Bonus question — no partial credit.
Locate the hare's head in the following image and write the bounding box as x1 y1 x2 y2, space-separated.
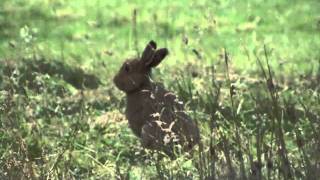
113 40 168 93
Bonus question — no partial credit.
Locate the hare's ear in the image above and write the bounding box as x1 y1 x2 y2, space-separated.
141 41 157 63
149 40 157 49
145 48 169 68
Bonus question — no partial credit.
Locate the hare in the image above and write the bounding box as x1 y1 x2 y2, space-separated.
113 40 200 155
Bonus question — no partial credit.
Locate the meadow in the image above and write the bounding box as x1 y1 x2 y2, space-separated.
1 0 320 179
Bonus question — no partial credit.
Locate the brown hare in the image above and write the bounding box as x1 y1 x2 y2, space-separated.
113 40 200 156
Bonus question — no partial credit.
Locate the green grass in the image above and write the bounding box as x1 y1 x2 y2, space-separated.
1 0 320 179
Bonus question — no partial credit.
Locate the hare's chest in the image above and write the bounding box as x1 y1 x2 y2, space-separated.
125 107 145 136
125 95 156 136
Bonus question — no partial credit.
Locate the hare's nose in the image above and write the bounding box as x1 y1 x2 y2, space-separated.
113 75 117 83
113 75 119 85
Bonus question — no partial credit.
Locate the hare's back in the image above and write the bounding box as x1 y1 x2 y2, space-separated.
152 83 184 111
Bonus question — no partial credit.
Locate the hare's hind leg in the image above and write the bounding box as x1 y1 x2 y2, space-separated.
141 121 163 150
141 121 176 158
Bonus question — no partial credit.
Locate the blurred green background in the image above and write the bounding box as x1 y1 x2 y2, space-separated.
1 0 319 74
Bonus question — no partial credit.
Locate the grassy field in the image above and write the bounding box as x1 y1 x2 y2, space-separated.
1 0 320 179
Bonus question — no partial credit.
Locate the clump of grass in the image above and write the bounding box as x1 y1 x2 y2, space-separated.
155 45 320 179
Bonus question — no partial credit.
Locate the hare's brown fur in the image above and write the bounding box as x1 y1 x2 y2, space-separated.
113 40 200 154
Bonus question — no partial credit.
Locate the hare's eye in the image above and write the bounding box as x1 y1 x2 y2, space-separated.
124 63 130 72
